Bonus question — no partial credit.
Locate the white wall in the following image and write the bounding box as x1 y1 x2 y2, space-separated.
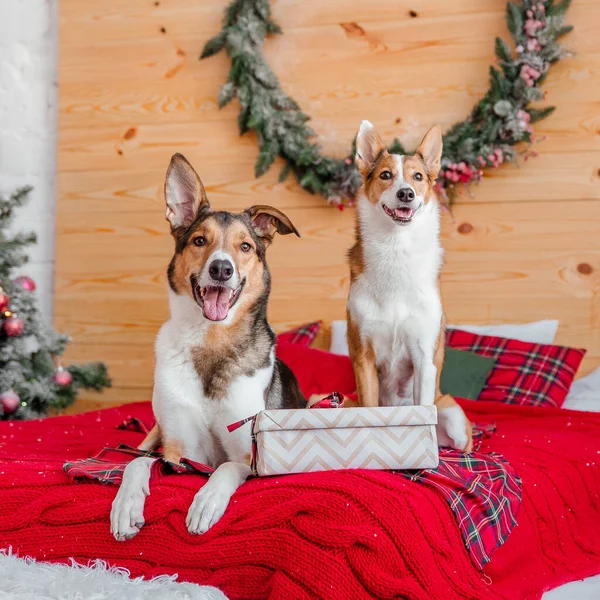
0 0 58 320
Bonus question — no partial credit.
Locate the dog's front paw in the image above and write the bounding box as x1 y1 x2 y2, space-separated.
110 486 147 541
186 484 230 535
437 403 472 452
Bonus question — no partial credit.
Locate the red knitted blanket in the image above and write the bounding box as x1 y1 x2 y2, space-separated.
0 400 598 600
63 414 520 571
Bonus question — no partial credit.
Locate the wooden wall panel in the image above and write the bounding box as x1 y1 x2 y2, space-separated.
57 0 600 409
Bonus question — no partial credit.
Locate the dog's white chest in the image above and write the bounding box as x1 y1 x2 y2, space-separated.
152 295 270 466
350 262 440 364
348 201 444 369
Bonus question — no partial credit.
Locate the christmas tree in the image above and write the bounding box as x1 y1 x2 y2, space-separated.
0 187 110 419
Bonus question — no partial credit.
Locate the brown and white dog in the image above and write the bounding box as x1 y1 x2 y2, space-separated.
346 121 473 452
110 154 305 540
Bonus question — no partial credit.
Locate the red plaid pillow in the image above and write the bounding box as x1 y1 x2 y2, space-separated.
276 321 322 346
446 329 585 408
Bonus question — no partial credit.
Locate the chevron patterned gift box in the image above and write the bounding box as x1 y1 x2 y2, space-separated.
251 405 439 475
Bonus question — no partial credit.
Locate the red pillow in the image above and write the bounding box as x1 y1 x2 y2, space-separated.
276 321 322 347
446 329 585 408
275 343 356 399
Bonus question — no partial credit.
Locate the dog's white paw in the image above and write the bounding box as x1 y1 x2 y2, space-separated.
110 486 147 541
110 457 152 541
186 484 231 535
437 405 469 451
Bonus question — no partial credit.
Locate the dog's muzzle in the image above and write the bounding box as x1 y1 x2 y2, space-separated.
382 203 417 224
396 186 415 203
191 271 245 322
208 258 234 282
382 186 419 224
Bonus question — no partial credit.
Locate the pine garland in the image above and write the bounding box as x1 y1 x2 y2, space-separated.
201 0 573 205
0 188 111 419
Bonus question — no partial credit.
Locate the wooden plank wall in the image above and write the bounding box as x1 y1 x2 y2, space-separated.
56 0 600 410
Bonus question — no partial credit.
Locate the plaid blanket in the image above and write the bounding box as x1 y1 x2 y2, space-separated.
64 444 215 485
402 444 520 569
64 401 521 570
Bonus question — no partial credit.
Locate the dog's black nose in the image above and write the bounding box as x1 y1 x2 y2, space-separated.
208 259 234 282
397 187 415 203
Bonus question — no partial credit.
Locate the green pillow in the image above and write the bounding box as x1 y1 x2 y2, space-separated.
440 347 496 400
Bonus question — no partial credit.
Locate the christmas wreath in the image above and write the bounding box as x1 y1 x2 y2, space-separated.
201 0 573 205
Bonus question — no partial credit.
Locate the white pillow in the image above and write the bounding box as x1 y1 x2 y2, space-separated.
447 320 559 345
329 319 559 356
329 320 351 356
562 368 600 413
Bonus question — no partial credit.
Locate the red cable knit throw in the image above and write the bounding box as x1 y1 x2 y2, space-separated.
0 400 599 600
63 408 521 571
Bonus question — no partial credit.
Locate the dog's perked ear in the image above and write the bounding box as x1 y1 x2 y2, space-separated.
416 125 443 180
246 205 300 244
164 153 209 231
355 120 386 177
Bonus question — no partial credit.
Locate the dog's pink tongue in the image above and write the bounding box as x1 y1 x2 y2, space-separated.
203 288 230 321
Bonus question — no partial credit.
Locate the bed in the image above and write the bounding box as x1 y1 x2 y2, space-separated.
0 395 598 600
1 321 599 599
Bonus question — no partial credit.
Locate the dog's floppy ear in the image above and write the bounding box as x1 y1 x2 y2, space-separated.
164 153 209 231
416 125 443 180
246 205 300 244
355 120 386 177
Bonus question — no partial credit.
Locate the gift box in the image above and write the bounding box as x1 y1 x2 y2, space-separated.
251 405 439 476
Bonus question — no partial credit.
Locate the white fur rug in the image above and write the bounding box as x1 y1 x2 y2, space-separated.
0 550 228 599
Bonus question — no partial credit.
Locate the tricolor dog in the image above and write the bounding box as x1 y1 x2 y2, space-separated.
110 154 305 540
346 121 473 452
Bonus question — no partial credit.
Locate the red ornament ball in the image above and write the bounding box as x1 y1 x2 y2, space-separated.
13 275 36 292
3 316 24 337
54 368 73 387
0 291 9 312
0 390 20 414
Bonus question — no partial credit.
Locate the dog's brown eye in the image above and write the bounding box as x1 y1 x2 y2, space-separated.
379 171 392 180
414 172 423 181
240 242 252 253
193 236 206 247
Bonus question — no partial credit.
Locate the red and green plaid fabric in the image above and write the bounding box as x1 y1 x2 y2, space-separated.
64 444 214 486
471 422 496 446
400 435 521 570
276 320 322 346
446 328 585 408
116 417 151 434
63 402 520 570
